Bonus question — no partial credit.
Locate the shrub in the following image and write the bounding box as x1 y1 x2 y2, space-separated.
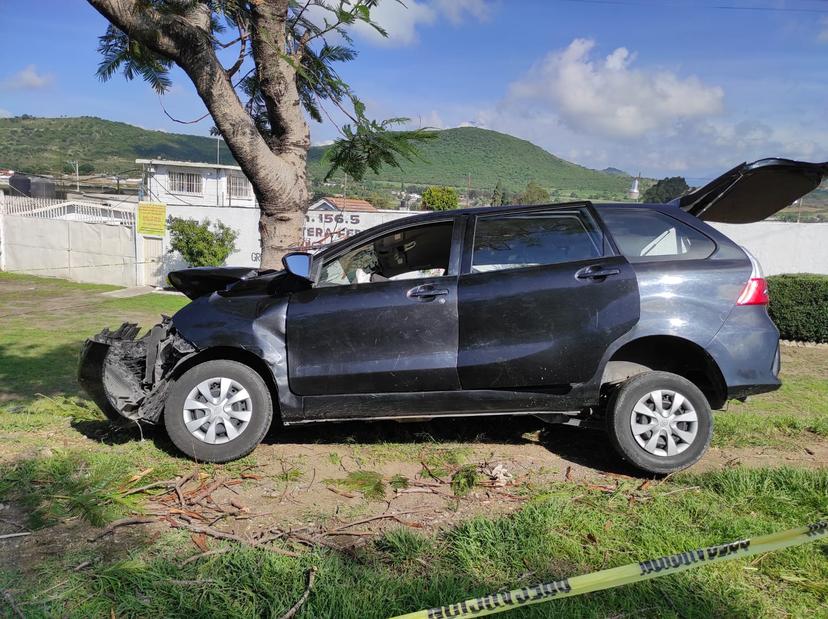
421 185 459 211
767 274 828 343
168 217 238 267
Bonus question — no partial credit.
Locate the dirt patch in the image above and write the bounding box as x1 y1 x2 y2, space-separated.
4 422 826 580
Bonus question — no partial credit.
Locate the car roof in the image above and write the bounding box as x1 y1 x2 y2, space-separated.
367 200 661 223
359 200 669 225
315 200 673 258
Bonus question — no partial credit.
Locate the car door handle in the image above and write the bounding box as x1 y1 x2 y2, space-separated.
575 266 621 280
407 284 450 300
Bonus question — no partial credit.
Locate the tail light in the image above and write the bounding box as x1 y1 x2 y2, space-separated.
737 277 769 305
737 248 769 306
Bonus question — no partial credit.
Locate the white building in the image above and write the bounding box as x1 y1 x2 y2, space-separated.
136 159 262 282
138 158 257 208
135 160 417 283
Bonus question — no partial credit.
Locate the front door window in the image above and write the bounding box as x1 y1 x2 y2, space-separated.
318 222 453 286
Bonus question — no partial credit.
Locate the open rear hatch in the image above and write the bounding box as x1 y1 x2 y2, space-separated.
673 158 828 223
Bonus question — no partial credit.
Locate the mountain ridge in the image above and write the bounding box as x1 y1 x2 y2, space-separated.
0 115 632 198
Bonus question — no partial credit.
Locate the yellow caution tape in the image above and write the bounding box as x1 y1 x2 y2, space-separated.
389 520 827 619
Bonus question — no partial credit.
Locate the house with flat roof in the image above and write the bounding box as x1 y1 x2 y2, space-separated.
136 158 256 208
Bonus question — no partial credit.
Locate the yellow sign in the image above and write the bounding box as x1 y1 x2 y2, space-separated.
137 202 167 236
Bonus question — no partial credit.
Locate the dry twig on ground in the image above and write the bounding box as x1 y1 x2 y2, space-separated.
278 567 317 619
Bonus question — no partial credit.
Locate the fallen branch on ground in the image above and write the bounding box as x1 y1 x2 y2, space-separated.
120 479 178 496
87 517 155 542
278 567 317 619
167 520 300 557
0 532 31 540
180 547 232 566
327 509 431 533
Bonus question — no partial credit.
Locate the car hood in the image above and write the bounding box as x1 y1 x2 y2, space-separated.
671 158 828 223
168 266 268 299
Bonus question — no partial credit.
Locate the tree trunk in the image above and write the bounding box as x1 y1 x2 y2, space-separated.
88 0 311 270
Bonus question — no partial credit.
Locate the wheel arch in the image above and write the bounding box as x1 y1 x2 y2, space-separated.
170 347 281 419
600 335 727 409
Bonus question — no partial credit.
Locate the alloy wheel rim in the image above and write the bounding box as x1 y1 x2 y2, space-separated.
629 389 698 457
182 377 253 444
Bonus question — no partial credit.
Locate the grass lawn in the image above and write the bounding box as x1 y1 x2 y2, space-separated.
0 273 825 618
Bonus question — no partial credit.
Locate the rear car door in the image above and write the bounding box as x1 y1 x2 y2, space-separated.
458 204 639 389
287 219 463 396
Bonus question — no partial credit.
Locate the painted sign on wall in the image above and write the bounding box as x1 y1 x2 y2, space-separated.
301 208 416 249
137 201 167 237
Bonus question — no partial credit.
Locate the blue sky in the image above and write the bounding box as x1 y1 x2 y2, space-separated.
1 0 828 179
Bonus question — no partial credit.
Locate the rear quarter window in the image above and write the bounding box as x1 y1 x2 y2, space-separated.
599 209 715 262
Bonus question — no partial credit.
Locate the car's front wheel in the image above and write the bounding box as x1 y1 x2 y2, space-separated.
164 360 273 463
606 371 713 475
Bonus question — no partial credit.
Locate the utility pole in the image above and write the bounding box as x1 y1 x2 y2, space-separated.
67 160 80 192
216 134 220 165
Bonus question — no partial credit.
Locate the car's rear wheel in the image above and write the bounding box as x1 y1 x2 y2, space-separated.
606 371 712 475
164 360 272 463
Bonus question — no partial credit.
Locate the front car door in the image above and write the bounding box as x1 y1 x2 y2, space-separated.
458 204 639 390
287 218 463 396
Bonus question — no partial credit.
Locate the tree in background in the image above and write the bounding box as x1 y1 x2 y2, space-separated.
491 180 504 207
642 176 690 203
89 0 434 268
516 181 550 205
168 217 239 267
367 191 392 210
422 186 459 211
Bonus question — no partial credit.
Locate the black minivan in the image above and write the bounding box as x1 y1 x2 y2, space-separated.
79 158 827 474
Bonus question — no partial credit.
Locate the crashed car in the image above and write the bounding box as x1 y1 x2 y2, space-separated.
79 158 827 474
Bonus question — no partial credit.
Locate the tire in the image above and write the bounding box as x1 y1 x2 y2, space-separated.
164 360 273 463
605 371 712 475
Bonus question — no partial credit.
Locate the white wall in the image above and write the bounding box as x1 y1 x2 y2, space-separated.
3 216 137 286
164 203 262 270
710 222 828 275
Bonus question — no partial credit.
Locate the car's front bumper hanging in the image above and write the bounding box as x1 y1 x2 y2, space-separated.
78 319 197 424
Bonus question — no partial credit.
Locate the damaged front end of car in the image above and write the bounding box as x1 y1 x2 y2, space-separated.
78 318 198 425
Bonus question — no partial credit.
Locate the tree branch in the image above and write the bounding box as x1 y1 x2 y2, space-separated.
88 0 180 59
249 0 310 153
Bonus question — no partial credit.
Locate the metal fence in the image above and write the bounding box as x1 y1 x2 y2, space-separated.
0 195 136 226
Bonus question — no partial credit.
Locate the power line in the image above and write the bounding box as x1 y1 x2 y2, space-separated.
558 0 828 13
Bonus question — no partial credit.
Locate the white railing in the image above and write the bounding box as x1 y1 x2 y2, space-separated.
0 195 136 226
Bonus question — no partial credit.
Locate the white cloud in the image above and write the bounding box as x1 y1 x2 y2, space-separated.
818 17 828 43
460 39 827 177
348 0 493 46
1 64 54 91
433 0 492 24
506 38 724 139
0 108 11 118
410 110 445 129
351 0 436 46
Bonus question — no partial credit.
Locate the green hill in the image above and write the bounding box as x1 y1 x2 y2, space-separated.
309 126 631 197
0 115 234 175
0 116 632 199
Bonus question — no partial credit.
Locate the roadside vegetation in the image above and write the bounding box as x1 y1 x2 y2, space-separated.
0 273 826 618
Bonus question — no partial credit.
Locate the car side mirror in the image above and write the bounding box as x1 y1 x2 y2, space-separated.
282 252 313 281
